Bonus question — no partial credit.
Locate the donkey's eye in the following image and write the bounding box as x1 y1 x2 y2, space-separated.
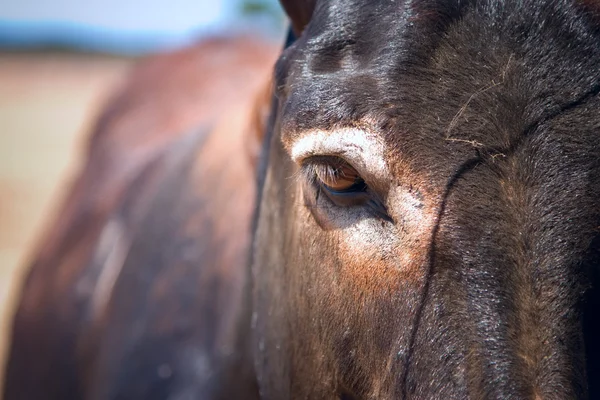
301 156 391 222
305 157 367 195
313 159 367 193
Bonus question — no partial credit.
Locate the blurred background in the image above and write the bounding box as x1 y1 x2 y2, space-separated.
0 0 285 388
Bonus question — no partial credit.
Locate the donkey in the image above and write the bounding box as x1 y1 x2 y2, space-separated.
3 36 276 399
252 0 600 398
4 0 600 399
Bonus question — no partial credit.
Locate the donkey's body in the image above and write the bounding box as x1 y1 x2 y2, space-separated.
4 37 275 399
4 1 600 399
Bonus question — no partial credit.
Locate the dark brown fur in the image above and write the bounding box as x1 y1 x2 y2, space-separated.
252 0 600 398
5 1 600 399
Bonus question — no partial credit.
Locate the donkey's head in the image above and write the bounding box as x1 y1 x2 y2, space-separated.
252 1 600 398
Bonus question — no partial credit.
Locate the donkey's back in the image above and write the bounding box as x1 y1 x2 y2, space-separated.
3 36 276 400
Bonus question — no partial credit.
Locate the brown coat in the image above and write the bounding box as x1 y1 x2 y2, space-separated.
4 36 277 400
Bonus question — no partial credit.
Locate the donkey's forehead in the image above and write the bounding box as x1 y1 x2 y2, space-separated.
278 0 600 167
277 0 480 181
277 0 470 142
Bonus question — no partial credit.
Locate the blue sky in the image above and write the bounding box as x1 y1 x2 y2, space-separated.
0 0 285 53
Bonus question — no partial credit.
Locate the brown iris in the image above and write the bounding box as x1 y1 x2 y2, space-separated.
302 156 391 219
314 159 364 192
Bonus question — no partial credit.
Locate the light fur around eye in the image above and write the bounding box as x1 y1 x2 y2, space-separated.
287 128 389 182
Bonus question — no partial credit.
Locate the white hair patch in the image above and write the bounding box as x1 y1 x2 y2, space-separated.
289 128 389 179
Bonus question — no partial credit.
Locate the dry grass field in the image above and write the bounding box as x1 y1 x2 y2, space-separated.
0 51 131 389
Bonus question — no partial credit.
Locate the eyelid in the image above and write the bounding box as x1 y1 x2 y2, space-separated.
302 156 369 200
299 158 354 189
301 155 358 173
288 128 390 184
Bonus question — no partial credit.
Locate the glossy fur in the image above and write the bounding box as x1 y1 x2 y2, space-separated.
253 0 600 398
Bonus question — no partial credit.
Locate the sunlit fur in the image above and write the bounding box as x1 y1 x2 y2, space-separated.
4 2 600 399
253 0 600 398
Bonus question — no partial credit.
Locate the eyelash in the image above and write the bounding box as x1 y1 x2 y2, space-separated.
300 156 392 221
303 159 367 194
